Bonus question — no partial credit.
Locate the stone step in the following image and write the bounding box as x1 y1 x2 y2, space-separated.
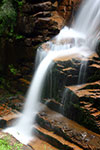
0 101 100 150
36 103 100 150
65 82 100 130
43 97 100 134
0 104 19 119
33 125 83 150
33 128 73 150
29 137 58 150
0 102 21 128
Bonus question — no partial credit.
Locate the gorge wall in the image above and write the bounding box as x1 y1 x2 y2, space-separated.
0 0 81 73
0 1 100 148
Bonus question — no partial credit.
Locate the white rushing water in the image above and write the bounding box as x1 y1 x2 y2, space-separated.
4 0 100 144
78 60 88 84
73 0 100 49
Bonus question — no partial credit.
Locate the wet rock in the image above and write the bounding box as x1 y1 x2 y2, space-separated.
33 11 51 18
34 18 57 30
36 107 100 150
22 1 52 13
96 41 100 56
57 0 81 24
45 99 62 113
17 0 65 37
0 118 7 128
42 57 81 101
25 0 52 4
67 82 100 133
40 52 100 133
34 128 73 150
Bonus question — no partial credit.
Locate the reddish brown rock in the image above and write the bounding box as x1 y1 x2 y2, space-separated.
36 104 100 150
58 0 81 25
0 0 81 73
22 1 52 13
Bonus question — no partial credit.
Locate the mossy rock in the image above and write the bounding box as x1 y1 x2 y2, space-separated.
0 132 32 150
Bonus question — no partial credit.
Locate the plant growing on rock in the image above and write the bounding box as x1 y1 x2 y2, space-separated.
15 0 24 7
8 64 20 75
0 0 17 36
0 135 23 150
0 0 24 37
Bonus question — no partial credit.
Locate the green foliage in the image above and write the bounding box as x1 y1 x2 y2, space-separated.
0 77 6 86
0 0 24 37
0 138 12 150
15 0 24 7
15 34 24 40
0 0 17 36
0 77 10 89
7 32 25 39
13 143 23 150
0 136 23 150
8 64 19 75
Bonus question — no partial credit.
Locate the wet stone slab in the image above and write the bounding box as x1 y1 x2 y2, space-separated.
36 104 100 150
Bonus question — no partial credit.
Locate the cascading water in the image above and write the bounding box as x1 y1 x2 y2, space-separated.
78 60 87 85
4 0 100 145
73 0 100 49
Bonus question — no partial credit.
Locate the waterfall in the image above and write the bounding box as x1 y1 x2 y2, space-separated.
4 0 100 144
73 0 100 50
78 60 87 85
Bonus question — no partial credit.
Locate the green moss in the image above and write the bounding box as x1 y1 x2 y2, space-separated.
0 135 23 150
0 77 10 89
15 35 24 40
15 0 24 8
0 0 17 36
0 0 24 38
8 64 20 75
